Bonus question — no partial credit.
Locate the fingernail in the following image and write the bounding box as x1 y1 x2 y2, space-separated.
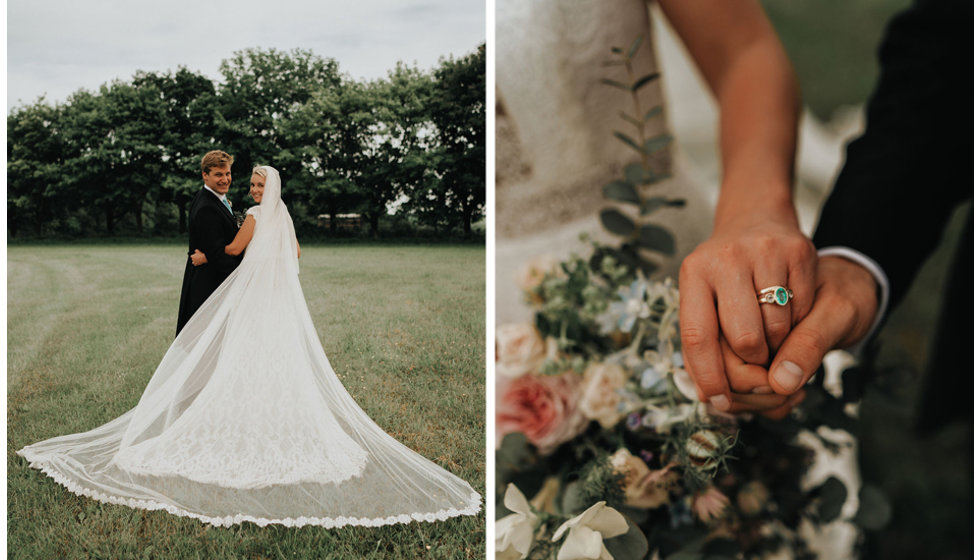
709 394 731 411
773 361 804 392
752 386 774 395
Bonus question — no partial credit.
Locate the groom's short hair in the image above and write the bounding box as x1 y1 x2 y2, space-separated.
201 150 234 175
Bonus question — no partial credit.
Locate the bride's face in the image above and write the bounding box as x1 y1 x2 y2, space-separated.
250 174 266 203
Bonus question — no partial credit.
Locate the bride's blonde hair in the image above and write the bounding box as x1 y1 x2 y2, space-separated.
252 166 268 178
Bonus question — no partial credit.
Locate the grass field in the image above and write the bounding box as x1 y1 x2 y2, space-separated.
7 243 486 560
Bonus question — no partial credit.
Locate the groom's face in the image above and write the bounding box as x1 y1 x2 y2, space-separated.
203 165 232 195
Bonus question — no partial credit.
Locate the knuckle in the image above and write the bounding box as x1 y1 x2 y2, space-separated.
678 256 700 280
729 330 766 356
766 318 791 340
787 236 816 261
680 325 713 352
791 325 827 357
758 236 779 254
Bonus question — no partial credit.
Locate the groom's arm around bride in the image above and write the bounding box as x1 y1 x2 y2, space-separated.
176 150 243 335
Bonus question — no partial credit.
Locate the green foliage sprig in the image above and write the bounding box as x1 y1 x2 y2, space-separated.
598 35 686 275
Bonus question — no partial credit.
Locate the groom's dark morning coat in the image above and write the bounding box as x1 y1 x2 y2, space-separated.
811 0 971 431
176 188 242 335
812 2 970 554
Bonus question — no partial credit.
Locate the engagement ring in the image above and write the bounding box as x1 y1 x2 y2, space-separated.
758 286 793 306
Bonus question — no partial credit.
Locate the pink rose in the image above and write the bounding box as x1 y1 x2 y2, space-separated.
496 323 547 379
579 362 628 428
497 372 588 455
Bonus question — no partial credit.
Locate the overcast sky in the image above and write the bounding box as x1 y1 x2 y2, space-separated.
7 0 485 112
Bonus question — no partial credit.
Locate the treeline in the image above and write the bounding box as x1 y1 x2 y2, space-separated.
7 45 485 240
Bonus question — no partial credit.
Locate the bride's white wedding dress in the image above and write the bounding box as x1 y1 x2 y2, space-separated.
17 167 481 528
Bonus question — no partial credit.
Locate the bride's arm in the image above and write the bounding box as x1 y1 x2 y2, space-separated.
660 0 812 414
224 215 256 256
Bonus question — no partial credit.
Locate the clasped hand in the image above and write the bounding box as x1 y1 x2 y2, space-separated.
679 222 879 419
190 250 207 267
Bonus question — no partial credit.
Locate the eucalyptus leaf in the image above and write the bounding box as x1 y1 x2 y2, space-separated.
613 132 644 155
854 485 892 530
631 72 660 92
641 197 686 215
618 111 642 128
600 208 636 236
604 517 649 560
637 224 676 255
643 134 673 154
643 106 664 121
560 480 588 515
627 35 644 60
601 78 631 91
624 163 645 186
603 181 641 204
643 172 674 185
497 432 533 469
816 476 848 522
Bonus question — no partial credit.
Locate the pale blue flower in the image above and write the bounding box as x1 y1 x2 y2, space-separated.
640 367 663 389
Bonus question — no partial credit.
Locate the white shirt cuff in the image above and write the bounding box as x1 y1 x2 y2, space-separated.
817 246 890 354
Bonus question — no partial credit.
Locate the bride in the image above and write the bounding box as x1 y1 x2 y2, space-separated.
17 166 481 528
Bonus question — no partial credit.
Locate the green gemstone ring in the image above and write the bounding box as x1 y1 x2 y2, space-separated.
758 286 793 306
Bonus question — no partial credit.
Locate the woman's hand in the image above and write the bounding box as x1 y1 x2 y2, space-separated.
190 250 208 267
679 205 816 411
660 0 807 412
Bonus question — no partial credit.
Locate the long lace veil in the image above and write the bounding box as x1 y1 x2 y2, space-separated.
18 166 481 527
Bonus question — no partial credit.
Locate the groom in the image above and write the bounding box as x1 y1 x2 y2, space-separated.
176 150 243 335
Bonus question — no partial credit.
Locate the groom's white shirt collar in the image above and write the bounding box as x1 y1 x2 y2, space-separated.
203 184 227 201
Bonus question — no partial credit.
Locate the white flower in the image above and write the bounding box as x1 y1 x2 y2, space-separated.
641 403 696 433
496 323 547 379
496 484 539 560
551 501 629 560
671 367 700 402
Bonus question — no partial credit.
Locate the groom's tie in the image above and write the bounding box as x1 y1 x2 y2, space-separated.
221 197 233 214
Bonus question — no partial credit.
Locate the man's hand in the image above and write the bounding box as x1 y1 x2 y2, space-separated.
190 249 208 267
766 256 879 394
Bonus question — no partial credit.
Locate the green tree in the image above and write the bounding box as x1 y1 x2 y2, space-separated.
7 99 65 237
413 44 485 236
132 68 219 233
214 48 343 208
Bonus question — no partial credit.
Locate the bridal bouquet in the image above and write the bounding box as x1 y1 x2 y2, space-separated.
495 240 888 560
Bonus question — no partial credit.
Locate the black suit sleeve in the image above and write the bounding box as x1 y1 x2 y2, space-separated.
812 0 972 315
196 205 239 273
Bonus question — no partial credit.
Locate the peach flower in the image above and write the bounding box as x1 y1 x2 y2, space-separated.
517 257 561 304
497 372 588 455
579 363 628 428
691 485 731 523
497 323 547 379
609 449 680 509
